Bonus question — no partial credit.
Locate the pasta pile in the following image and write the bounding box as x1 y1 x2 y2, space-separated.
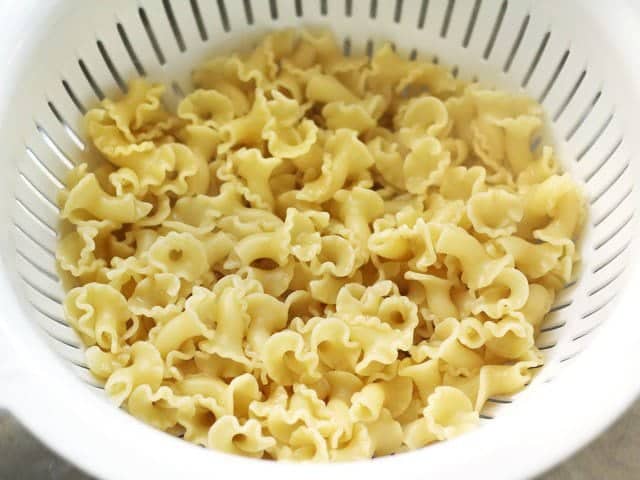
57 30 585 460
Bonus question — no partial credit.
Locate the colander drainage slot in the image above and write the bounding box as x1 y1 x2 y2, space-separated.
482 0 506 59
43 330 81 350
19 173 58 212
190 0 207 41
30 301 66 327
552 70 586 122
590 162 629 206
559 351 580 363
594 213 633 250
244 0 255 24
540 322 566 333
19 272 63 304
588 270 624 297
592 240 630 274
343 37 351 56
549 300 572 313
394 0 403 23
584 139 623 185
25 147 64 187
538 49 569 103
117 23 146 76
36 124 75 169
321 0 328 16
417 0 429 29
172 81 185 98
216 0 231 32
487 397 512 404
572 323 603 342
503 13 529 73
139 7 166 64
163 0 186 53
576 113 614 162
345 0 353 17
269 0 278 20
47 101 85 151
13 222 55 256
15 198 57 236
16 249 58 282
78 59 105 100
593 188 633 228
521 31 550 88
440 0 455 38
565 91 601 141
581 295 616 319
62 79 86 114
97 40 126 93
462 0 481 48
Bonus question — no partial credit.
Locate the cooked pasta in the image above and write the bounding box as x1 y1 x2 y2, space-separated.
57 29 586 461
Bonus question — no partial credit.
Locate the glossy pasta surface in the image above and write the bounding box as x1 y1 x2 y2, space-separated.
57 30 585 460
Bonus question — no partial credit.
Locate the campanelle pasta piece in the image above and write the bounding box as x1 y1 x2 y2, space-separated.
127 384 191 431
440 165 487 200
411 318 484 371
84 80 174 157
297 129 374 202
495 236 563 279
484 314 535 360
104 341 164 406
471 267 530 319
262 330 321 385
519 284 555 329
128 272 183 318
467 189 523 237
178 89 235 128
474 361 539 411
245 292 288 355
404 271 458 320
57 220 113 278
148 231 208 281
424 386 479 439
64 283 130 352
331 187 384 251
151 310 208 357
395 96 451 147
85 345 130 379
403 136 451 194
436 224 513 289
366 409 404 456
62 174 152 224
208 416 276 458
322 96 385 133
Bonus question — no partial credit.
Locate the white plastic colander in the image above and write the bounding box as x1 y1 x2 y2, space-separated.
0 0 639 478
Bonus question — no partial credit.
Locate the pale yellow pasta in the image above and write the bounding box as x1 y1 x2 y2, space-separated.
58 29 585 461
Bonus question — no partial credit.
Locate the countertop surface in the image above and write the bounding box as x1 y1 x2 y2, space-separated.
2 399 640 479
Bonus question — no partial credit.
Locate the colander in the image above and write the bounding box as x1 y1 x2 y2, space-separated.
1 0 639 478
